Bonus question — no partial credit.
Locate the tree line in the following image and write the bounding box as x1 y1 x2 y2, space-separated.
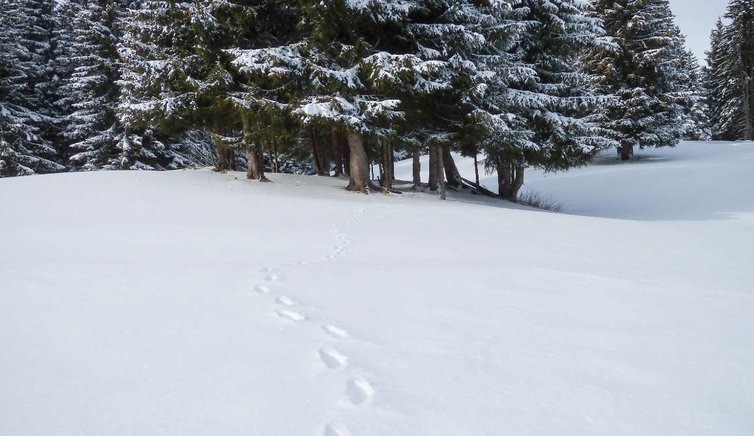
0 0 733 201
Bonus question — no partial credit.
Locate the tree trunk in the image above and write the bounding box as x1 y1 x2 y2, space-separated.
498 162 524 201
214 121 235 172
619 143 633 161
437 145 446 200
428 146 439 191
442 146 463 188
246 148 270 181
310 127 329 176
269 141 280 173
241 114 269 182
381 141 394 191
216 141 234 172
412 150 421 188
346 132 368 193
473 153 480 186
331 127 348 177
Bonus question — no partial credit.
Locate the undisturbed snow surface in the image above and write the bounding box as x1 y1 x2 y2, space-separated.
1 142 753 435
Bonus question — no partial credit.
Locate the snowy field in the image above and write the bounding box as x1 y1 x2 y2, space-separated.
1 141 753 435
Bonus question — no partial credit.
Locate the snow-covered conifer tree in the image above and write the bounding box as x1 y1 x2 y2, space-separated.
63 0 122 170
488 0 614 200
0 0 64 176
722 0 754 140
586 0 689 160
117 0 203 170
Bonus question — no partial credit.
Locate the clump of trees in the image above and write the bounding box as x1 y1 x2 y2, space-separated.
0 0 710 202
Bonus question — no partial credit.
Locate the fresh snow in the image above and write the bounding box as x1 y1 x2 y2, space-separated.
1 142 753 435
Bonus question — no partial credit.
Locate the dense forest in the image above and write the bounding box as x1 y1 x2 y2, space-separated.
0 0 751 201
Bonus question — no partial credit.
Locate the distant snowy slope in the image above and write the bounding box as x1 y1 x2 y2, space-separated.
395 141 754 220
1 142 753 435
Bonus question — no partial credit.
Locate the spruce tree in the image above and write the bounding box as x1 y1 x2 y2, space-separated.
704 19 743 140
0 0 64 176
488 0 613 200
724 0 754 140
679 49 711 140
587 0 689 160
50 0 84 159
64 0 122 170
117 0 201 170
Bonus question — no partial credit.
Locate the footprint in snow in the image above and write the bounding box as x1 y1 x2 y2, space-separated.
322 324 349 339
258 267 273 273
264 274 280 282
275 309 305 322
319 348 348 369
275 296 295 306
323 422 351 436
346 377 374 405
254 285 270 295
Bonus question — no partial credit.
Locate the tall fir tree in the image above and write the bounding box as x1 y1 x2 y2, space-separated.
487 0 614 199
724 0 754 140
0 0 64 176
64 0 122 170
587 0 689 160
117 0 203 170
706 19 736 140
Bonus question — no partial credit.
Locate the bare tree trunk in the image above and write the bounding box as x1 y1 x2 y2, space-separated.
331 127 347 177
437 145 446 200
428 146 439 191
310 128 329 176
442 146 463 188
497 162 524 201
474 153 480 186
214 121 235 172
381 141 394 191
216 141 234 172
246 148 270 181
241 114 270 182
412 150 421 188
269 141 280 173
346 132 369 193
512 166 524 201
619 142 633 161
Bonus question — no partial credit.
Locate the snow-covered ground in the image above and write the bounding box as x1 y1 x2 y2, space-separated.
1 141 753 435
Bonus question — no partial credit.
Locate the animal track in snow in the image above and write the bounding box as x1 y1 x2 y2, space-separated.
346 377 374 405
254 285 270 294
275 296 295 306
264 274 280 282
322 324 349 339
323 422 351 436
319 348 348 369
275 309 304 322
258 267 273 273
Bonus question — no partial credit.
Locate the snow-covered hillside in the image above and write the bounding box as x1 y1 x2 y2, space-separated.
1 142 753 435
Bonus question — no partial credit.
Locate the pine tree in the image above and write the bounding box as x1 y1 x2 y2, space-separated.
724 0 754 140
117 0 202 170
298 0 422 192
64 0 122 170
403 0 522 196
487 0 614 200
50 0 84 159
706 18 740 140
587 0 689 160
0 0 64 176
679 49 711 140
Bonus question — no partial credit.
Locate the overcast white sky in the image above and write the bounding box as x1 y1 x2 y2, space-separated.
668 0 729 63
